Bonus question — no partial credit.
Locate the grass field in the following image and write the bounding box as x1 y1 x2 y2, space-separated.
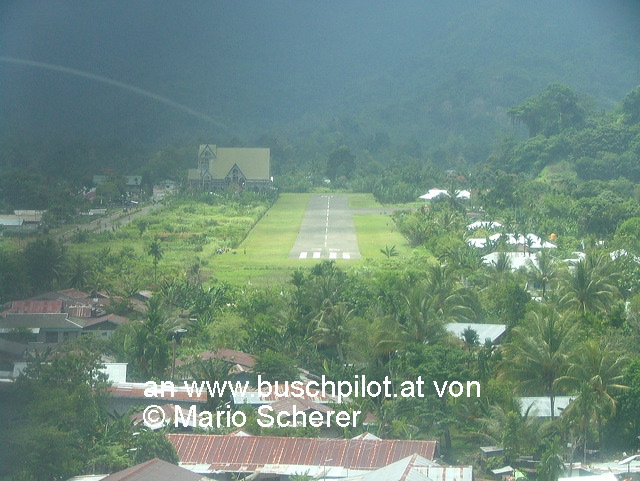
213 193 412 285
353 212 411 259
64 192 413 288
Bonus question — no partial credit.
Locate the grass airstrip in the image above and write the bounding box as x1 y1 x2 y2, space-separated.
65 192 412 287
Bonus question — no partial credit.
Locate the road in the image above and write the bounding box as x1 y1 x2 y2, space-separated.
57 202 162 245
289 194 361 260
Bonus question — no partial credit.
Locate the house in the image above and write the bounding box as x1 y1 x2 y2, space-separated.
446 322 507 345
177 348 256 384
419 188 471 200
342 453 473 481
0 338 27 378
482 251 537 271
519 396 574 418
167 432 439 479
3 300 63 314
83 313 129 339
0 216 24 231
0 313 86 344
187 144 272 193
105 382 207 416
13 210 44 223
65 457 209 481
153 180 178 200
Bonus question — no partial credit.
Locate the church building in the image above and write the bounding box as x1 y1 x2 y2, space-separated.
187 144 272 193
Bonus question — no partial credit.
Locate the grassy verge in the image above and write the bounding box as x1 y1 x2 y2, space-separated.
353 213 411 259
210 193 312 285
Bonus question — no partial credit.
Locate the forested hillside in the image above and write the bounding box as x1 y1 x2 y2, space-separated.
1 1 639 192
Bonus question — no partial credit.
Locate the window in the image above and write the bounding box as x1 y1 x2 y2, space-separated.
45 331 58 343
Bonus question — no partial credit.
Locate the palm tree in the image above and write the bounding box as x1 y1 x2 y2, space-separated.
125 296 172 379
187 357 234 412
313 301 354 363
559 337 629 459
380 244 399 258
559 253 618 316
400 284 447 345
147 239 164 282
499 308 577 419
426 264 477 322
526 249 557 299
478 403 544 462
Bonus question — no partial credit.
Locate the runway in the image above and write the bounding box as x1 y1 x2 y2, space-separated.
288 194 361 260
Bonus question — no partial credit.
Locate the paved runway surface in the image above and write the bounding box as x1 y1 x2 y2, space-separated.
289 194 361 260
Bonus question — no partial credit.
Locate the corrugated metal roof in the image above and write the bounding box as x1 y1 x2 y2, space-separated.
101 457 207 481
519 396 574 417
445 323 507 344
204 349 256 367
83 314 129 329
168 434 438 473
6 300 63 314
0 217 24 226
1 313 85 329
66 305 93 318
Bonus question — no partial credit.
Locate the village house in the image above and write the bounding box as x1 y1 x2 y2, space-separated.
82 313 129 339
187 144 272 193
167 432 442 480
445 322 507 345
0 313 86 344
177 348 256 385
105 382 208 416
65 457 209 481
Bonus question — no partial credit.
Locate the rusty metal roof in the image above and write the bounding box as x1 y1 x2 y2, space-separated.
101 457 207 481
204 348 256 367
67 305 93 318
168 434 438 473
5 300 63 314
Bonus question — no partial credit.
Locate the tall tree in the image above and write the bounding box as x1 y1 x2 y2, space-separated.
313 301 354 363
559 337 629 456
146 239 164 282
499 308 577 419
125 297 172 380
559 254 619 317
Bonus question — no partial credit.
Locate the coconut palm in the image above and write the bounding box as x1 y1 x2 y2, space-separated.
478 403 544 462
146 239 164 282
559 337 629 458
426 264 477 321
400 284 447 345
559 253 619 316
499 308 577 419
526 248 558 299
313 301 354 363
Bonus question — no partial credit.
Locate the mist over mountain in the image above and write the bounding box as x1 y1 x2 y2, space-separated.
1 1 639 164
